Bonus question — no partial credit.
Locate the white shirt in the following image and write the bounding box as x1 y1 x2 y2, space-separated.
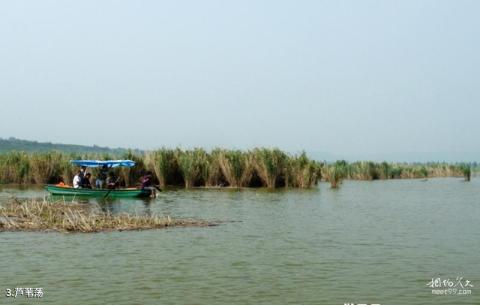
73 175 81 188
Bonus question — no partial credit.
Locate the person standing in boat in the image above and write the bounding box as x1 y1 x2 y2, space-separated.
95 164 108 189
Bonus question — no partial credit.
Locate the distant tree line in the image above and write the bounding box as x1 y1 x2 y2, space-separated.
0 137 138 154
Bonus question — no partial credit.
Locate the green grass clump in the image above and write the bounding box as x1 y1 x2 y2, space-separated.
459 163 471 181
323 160 347 188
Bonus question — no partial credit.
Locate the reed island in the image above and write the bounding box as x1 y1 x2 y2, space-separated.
0 198 214 233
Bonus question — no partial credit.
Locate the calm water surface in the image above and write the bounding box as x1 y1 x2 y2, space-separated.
0 178 479 305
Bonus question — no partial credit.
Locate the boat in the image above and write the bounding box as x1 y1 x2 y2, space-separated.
45 185 152 198
45 159 155 198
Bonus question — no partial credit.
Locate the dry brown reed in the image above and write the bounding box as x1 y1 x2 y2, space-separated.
0 199 212 233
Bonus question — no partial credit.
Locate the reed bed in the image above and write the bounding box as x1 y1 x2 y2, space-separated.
0 199 212 233
344 161 467 180
142 148 324 189
0 150 474 189
321 160 472 188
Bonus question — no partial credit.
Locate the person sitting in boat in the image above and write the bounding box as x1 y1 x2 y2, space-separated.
81 173 92 189
73 170 82 188
95 164 108 189
106 172 118 189
56 176 66 187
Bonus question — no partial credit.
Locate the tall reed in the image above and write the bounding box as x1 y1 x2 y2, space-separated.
118 150 146 187
29 152 70 184
205 149 224 187
217 149 253 187
176 148 209 188
286 152 322 188
252 148 287 188
460 163 471 181
0 151 31 184
344 161 464 180
145 149 177 188
323 161 347 188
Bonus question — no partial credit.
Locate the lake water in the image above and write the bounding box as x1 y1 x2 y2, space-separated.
0 178 478 305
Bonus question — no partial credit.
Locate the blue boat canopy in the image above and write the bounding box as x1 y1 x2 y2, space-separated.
70 160 136 168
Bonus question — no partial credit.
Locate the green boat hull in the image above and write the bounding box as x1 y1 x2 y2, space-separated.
45 185 152 198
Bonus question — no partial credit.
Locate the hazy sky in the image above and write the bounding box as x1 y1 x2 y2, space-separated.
0 0 478 161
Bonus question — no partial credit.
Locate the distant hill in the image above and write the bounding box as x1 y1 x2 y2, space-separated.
0 137 140 155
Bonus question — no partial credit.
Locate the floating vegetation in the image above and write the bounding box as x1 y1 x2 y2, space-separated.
0 150 474 189
0 199 213 233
